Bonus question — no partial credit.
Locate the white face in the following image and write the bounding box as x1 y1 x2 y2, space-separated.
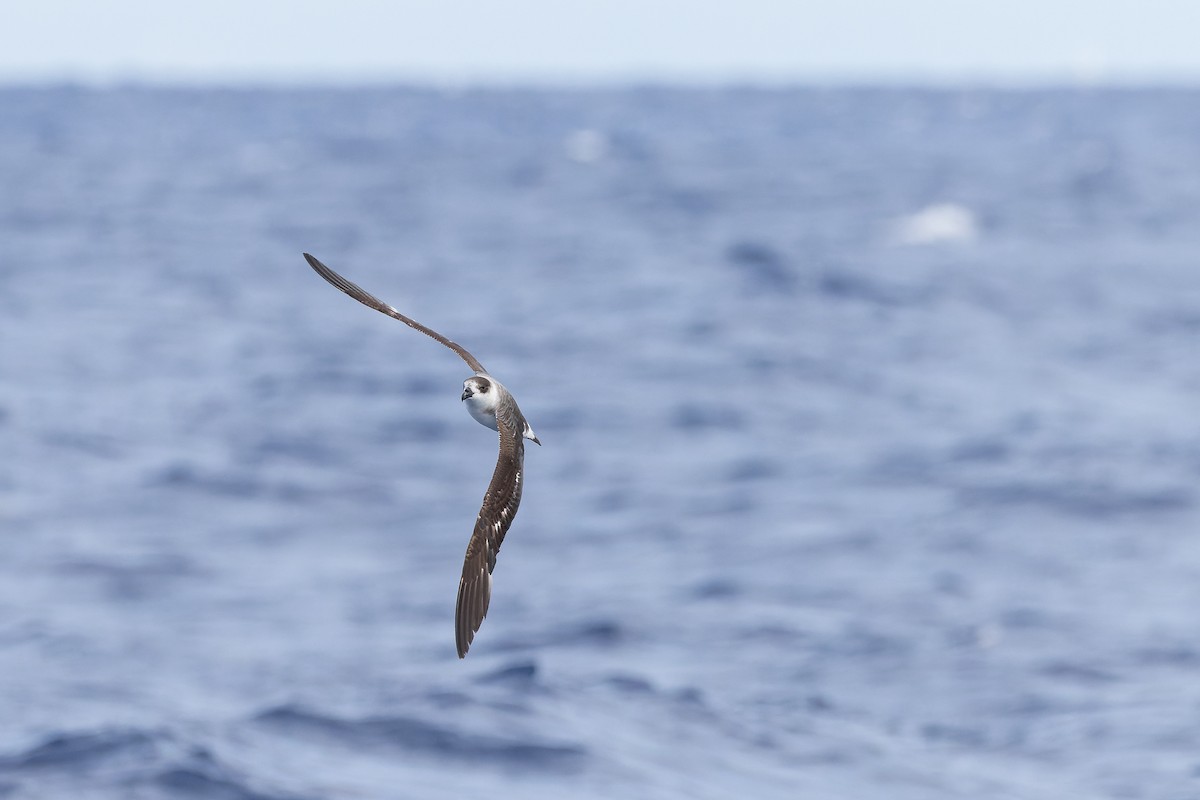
462 376 496 406
462 376 501 431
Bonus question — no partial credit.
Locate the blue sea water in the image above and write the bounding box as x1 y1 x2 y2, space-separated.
1 85 1200 799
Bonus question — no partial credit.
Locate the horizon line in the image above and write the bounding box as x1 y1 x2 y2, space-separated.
5 70 1200 92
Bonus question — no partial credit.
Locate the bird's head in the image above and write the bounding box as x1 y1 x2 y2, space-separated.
461 376 496 410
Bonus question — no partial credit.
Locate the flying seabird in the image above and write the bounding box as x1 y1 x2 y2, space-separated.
304 253 540 658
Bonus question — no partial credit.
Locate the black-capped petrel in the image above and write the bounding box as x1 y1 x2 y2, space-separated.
305 253 540 658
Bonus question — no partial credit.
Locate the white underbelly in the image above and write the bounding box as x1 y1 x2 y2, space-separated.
466 399 499 431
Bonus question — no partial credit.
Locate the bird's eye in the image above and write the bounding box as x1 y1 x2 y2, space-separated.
478 384 488 392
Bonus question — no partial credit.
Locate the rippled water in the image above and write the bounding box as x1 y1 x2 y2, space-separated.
2 86 1200 799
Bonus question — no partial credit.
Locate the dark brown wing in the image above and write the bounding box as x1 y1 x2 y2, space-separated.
304 253 487 374
455 413 526 658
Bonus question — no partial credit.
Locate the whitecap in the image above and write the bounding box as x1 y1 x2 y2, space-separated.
891 202 979 245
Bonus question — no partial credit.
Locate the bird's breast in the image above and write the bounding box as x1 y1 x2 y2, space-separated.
464 397 500 432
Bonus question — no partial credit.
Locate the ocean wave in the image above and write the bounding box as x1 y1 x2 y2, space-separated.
957 480 1193 516
254 705 587 769
476 659 539 687
0 729 157 771
725 240 798 293
150 766 309 800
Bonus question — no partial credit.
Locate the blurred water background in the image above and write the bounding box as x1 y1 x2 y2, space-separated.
1 86 1200 799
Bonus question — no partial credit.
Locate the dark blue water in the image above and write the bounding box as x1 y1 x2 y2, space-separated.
2 86 1200 799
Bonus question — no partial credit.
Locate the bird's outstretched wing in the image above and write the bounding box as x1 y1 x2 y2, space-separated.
304 253 487 374
455 412 526 658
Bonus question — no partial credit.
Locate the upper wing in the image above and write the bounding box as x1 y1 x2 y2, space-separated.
455 414 526 658
304 253 487 374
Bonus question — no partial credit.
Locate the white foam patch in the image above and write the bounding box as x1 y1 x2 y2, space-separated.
891 203 979 245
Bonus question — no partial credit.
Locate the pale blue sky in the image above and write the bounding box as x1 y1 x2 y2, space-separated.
4 0 1200 85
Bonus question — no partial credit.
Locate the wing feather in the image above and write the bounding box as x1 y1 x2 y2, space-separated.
304 253 487 374
455 409 526 658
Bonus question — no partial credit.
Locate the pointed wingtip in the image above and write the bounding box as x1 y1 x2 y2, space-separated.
456 627 471 658
455 578 472 658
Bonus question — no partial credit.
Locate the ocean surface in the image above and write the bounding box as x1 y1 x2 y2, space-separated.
2 85 1200 799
